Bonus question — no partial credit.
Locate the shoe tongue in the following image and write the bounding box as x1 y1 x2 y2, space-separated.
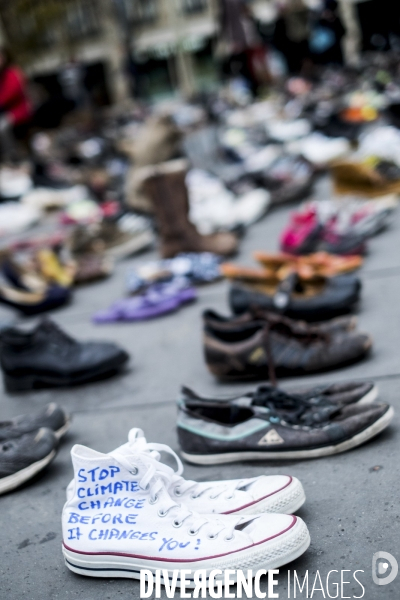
251 385 342 425
251 385 298 408
127 427 146 444
110 438 163 468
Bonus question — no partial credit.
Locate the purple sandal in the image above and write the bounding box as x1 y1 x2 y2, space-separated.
93 279 197 323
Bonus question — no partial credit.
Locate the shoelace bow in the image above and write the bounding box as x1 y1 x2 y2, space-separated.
121 430 248 501
110 430 243 539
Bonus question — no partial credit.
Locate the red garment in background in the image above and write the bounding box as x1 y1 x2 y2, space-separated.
0 66 32 126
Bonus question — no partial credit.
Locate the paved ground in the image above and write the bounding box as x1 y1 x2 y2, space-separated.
1 181 400 599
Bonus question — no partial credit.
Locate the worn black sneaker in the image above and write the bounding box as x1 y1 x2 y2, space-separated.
177 393 393 464
180 380 379 417
0 319 129 392
0 403 70 441
0 428 58 495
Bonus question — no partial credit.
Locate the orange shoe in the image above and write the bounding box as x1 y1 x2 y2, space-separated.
220 263 274 281
254 251 362 278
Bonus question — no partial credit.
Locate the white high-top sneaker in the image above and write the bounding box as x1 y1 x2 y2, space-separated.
66 429 305 515
62 441 310 582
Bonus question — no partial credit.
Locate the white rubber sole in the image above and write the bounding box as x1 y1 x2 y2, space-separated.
0 449 57 495
232 477 306 516
63 517 310 585
180 407 394 464
55 419 71 440
356 384 379 405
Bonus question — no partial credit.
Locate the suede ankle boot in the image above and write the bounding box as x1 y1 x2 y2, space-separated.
141 159 238 258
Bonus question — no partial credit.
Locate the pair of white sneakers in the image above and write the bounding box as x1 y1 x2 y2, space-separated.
62 429 310 585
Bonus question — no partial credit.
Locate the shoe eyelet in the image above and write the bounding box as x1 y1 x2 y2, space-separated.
149 495 158 505
224 534 234 542
188 528 198 536
207 533 218 540
158 509 167 517
174 488 181 496
190 493 198 499
173 520 182 528
129 467 139 476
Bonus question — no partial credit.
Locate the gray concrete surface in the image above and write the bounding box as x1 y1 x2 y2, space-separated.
0 196 399 599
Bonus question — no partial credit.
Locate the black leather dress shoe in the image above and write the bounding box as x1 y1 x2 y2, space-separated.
229 274 361 322
0 319 129 392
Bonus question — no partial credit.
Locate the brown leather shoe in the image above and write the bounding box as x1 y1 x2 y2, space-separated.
204 315 372 382
141 159 238 258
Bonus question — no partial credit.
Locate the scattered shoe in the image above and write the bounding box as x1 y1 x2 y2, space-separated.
71 217 154 262
287 133 351 167
280 198 397 255
0 283 71 316
331 159 400 197
0 166 33 200
21 185 88 210
253 252 363 277
126 253 222 294
35 249 76 288
249 381 379 407
261 155 314 205
177 393 393 464
141 159 238 258
62 437 310 581
228 273 361 322
203 308 358 336
0 202 41 237
179 381 378 417
0 403 70 441
266 119 311 142
204 311 371 382
66 427 306 515
67 225 113 284
187 169 270 234
93 279 196 323
0 319 129 392
0 428 58 495
98 216 155 260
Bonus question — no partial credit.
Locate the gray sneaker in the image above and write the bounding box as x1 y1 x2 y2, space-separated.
177 393 393 465
0 403 70 441
0 428 58 495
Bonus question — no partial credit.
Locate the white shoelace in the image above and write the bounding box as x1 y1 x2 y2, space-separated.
123 429 249 501
110 442 242 540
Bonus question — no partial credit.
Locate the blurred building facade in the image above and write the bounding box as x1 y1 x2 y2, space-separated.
0 0 275 103
0 0 396 104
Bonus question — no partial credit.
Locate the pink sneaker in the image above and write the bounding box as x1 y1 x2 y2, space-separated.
280 207 322 255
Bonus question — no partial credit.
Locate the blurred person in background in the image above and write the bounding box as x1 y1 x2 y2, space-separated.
0 47 32 162
217 0 270 96
309 0 345 65
58 56 87 110
272 0 311 74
